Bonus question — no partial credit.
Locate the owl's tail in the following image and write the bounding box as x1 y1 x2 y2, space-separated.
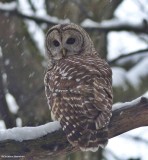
78 127 108 152
66 126 108 152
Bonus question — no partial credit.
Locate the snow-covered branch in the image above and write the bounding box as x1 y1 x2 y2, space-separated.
0 121 61 142
0 95 148 159
0 2 69 25
81 19 148 34
0 2 148 34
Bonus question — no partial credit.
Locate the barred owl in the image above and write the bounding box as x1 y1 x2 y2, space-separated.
44 23 113 152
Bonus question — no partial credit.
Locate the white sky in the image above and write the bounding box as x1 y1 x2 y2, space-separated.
107 0 148 60
107 0 148 89
18 0 46 56
106 0 148 159
107 32 148 60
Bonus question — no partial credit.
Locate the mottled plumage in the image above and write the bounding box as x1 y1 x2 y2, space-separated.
44 23 113 151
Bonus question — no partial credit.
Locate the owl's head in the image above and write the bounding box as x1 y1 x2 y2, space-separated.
45 23 96 61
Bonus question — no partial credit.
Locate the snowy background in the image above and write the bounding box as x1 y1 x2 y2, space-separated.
0 0 148 160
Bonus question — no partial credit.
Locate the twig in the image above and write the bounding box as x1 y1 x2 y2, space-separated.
109 48 148 65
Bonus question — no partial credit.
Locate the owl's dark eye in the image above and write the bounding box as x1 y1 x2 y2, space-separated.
53 40 60 47
66 38 76 44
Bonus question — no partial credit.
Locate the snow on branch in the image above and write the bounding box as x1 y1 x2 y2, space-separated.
0 2 69 25
81 18 148 34
0 95 148 159
0 2 148 34
0 121 61 142
0 2 16 11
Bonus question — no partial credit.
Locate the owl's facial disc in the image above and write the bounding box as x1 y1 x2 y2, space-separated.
46 26 85 60
62 29 84 56
46 29 64 60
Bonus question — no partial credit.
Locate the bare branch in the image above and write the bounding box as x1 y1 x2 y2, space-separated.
0 6 148 34
0 96 148 159
0 8 58 25
109 48 148 65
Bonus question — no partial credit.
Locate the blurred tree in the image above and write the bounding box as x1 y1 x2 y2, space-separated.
0 0 123 126
0 8 49 126
0 50 16 128
45 0 123 58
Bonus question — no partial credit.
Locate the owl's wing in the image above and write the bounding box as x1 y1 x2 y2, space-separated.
59 80 112 151
92 74 112 129
44 72 52 110
59 59 112 150
75 60 112 130
44 57 112 151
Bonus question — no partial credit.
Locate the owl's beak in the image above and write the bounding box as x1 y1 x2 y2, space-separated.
61 48 66 57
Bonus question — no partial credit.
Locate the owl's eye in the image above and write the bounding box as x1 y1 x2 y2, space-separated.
66 38 76 45
53 40 60 47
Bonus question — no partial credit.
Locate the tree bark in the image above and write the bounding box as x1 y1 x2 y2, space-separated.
0 48 16 128
0 96 148 160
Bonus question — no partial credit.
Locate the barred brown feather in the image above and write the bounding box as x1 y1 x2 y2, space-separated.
44 23 113 152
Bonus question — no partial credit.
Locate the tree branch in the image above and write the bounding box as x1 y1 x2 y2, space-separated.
0 4 148 34
0 96 148 159
109 48 148 65
0 7 67 25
